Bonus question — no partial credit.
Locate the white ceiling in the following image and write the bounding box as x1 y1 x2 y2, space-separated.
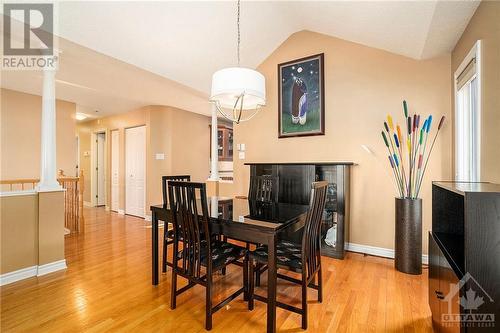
57 0 479 95
1 1 479 118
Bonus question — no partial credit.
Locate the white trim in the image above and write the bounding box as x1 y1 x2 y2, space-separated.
91 130 107 207
37 259 67 276
454 40 481 181
346 242 428 265
105 206 111 211
117 209 125 215
83 201 93 207
144 214 152 222
0 190 37 197
0 266 38 286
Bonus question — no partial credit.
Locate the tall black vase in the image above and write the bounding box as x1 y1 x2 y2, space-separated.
395 198 422 275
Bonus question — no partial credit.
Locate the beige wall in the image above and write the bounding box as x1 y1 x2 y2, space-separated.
0 89 77 180
0 191 65 275
0 193 38 274
233 31 452 253
452 1 500 183
77 105 210 213
38 191 65 266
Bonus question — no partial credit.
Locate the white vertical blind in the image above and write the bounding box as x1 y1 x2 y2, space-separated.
455 62 479 182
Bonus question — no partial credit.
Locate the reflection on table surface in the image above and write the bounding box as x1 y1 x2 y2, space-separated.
207 197 310 228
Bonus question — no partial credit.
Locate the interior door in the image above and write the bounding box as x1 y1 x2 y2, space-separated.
96 133 106 206
111 130 119 212
125 126 146 217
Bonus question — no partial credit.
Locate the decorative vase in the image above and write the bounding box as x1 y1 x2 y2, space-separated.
395 198 422 275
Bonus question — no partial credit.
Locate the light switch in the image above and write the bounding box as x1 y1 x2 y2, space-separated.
155 153 165 160
240 143 246 151
238 151 245 160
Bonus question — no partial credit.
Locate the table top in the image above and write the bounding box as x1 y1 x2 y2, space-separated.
151 197 310 232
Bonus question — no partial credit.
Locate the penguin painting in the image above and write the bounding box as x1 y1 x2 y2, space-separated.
291 77 308 125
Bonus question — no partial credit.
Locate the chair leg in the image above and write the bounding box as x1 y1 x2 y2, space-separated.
243 256 249 301
248 260 254 310
206 273 213 330
170 269 177 309
162 237 168 273
255 263 261 287
301 274 308 329
318 265 323 303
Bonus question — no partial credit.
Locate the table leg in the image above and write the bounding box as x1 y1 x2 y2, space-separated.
267 234 277 333
152 210 159 285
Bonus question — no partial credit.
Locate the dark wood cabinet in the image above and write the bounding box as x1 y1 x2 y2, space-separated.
246 162 353 259
210 125 233 161
429 182 500 333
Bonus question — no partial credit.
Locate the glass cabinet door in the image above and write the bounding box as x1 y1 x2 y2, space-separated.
217 129 224 158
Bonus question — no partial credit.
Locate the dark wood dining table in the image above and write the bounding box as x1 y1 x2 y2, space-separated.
150 197 309 333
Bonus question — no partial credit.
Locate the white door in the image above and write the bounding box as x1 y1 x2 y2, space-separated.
96 133 106 206
125 126 146 217
111 130 120 212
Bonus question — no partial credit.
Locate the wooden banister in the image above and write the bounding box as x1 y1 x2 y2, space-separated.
0 172 85 234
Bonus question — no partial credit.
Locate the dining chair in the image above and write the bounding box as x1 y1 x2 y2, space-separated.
248 175 279 285
248 175 279 202
161 175 190 273
168 181 249 331
248 181 328 330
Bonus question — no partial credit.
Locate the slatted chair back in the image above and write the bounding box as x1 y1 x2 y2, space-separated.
168 181 211 280
162 175 190 207
301 181 328 280
248 175 279 202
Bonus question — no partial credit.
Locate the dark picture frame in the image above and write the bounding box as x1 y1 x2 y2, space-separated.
278 53 325 138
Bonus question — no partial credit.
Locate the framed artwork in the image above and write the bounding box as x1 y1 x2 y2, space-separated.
278 53 325 138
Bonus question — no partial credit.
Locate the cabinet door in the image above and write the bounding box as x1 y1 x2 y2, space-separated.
429 233 442 332
218 129 224 158
440 259 461 333
277 165 315 205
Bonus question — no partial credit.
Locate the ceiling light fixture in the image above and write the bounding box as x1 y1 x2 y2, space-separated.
210 0 266 124
75 113 88 121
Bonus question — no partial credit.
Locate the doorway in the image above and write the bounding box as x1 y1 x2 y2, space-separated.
94 132 106 207
111 130 120 212
125 126 146 218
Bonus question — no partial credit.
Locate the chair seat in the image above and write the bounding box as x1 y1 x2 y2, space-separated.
177 240 246 269
250 240 302 269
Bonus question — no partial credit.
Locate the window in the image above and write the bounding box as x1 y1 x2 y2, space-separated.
455 41 481 182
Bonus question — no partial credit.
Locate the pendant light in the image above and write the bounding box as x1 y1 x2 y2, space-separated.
210 0 266 124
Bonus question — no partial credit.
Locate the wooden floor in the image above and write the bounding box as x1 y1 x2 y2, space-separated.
1 207 433 332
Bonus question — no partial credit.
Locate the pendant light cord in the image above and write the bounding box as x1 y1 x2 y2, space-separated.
237 0 240 66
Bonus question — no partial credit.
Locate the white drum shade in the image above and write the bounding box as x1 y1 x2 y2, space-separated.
210 67 266 110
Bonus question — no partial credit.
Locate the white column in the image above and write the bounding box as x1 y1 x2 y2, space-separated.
37 67 62 191
209 103 219 180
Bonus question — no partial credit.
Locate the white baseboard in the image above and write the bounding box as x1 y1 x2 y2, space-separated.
144 214 152 222
37 259 67 277
83 201 93 207
0 265 38 286
117 209 125 215
0 259 67 286
346 242 428 265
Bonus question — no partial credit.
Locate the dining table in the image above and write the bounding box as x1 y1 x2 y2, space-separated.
150 196 310 333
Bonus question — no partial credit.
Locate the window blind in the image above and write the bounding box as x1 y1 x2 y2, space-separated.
456 58 476 90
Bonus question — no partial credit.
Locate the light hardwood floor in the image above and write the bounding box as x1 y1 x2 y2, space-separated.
1 207 433 332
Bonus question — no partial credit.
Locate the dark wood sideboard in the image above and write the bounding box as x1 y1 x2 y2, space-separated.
429 182 500 333
246 162 353 259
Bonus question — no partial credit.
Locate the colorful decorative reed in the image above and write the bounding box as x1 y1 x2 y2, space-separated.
381 101 445 199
